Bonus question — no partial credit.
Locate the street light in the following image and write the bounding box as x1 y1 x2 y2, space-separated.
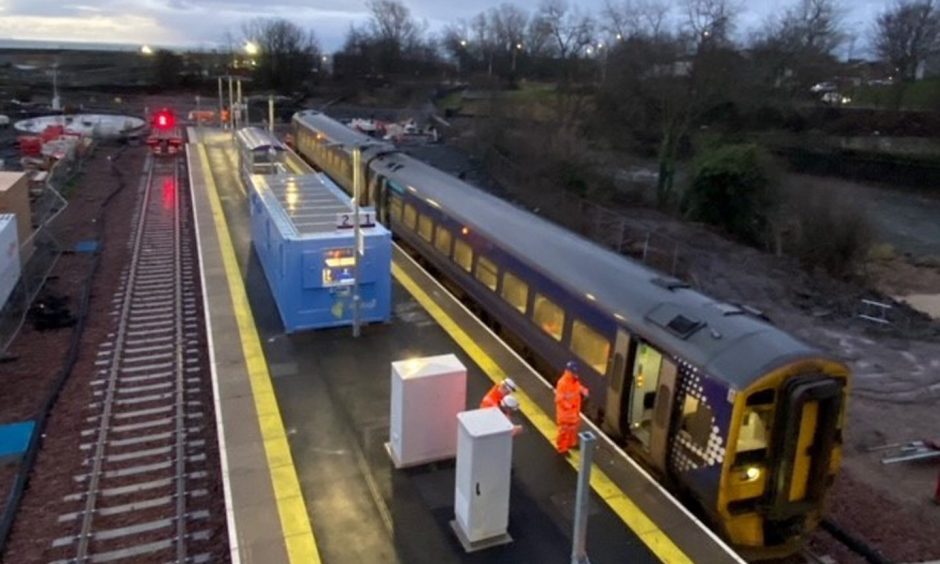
244 41 259 56
140 45 154 55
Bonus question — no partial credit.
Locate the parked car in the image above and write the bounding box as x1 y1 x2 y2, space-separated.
810 81 838 93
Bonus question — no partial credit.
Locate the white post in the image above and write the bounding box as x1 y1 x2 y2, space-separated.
268 96 275 133
571 431 596 564
352 147 363 338
228 76 234 129
236 79 242 129
217 77 224 127
51 65 60 110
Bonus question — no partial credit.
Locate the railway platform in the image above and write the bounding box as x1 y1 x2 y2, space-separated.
187 126 745 564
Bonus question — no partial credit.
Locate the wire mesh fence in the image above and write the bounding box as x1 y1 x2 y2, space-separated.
0 157 72 356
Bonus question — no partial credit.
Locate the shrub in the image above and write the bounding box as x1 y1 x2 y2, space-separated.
784 180 873 278
682 143 779 246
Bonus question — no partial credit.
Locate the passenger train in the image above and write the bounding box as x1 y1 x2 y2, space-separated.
288 110 849 557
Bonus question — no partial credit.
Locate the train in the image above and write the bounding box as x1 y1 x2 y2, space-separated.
288 110 850 558
146 109 183 157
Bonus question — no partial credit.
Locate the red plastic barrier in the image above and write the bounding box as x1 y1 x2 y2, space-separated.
40 125 65 143
18 136 42 157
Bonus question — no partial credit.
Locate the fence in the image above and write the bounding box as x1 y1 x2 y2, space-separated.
485 148 686 280
0 155 74 356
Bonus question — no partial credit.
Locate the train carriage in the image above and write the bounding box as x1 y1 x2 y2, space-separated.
290 110 849 557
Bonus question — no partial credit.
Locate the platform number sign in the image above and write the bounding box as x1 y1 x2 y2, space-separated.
336 210 376 229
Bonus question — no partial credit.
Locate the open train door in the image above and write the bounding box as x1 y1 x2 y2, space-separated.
604 329 634 440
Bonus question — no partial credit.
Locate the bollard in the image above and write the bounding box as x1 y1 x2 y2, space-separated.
571 431 596 564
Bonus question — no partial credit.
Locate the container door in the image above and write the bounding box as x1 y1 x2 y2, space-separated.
648 358 677 472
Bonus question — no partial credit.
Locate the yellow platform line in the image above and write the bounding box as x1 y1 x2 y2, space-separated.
198 143 321 564
392 260 692 564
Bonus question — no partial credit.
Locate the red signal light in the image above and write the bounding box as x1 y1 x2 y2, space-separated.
153 109 175 130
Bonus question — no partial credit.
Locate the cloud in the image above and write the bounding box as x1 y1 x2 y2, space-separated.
0 0 887 53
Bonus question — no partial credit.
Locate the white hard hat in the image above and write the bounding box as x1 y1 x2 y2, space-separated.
502 378 517 392
500 395 520 412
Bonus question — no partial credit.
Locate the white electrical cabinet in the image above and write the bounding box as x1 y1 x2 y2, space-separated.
387 354 467 468
451 408 514 552
0 214 20 311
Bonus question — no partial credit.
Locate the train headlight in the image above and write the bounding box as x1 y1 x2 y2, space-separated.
744 466 761 481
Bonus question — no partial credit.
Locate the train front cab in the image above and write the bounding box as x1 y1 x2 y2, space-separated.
721 359 848 558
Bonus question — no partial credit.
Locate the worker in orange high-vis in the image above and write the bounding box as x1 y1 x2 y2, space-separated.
555 361 589 454
480 378 517 409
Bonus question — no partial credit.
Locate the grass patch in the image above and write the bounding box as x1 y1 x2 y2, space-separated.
848 79 940 111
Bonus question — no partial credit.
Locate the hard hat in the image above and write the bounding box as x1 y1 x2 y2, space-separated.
502 378 517 392
566 360 580 373
500 395 520 412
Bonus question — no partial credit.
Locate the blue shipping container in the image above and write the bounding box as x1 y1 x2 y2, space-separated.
247 173 392 332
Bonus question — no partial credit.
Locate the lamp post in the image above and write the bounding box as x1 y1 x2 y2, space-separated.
511 43 523 73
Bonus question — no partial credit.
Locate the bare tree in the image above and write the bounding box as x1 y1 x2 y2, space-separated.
684 0 736 48
782 0 845 54
873 0 940 81
242 18 320 92
749 0 845 96
339 0 437 76
530 0 595 60
366 0 424 53
601 0 670 41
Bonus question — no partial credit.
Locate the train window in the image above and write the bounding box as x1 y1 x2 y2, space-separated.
570 320 610 374
533 294 564 341
680 395 714 449
389 196 403 222
735 406 771 461
475 256 499 291
453 239 473 272
434 226 453 256
403 204 417 230
501 272 528 313
417 214 434 242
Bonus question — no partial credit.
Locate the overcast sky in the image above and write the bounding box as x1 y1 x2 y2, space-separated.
0 0 889 55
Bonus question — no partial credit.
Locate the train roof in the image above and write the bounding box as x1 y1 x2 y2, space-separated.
292 110 831 388
374 152 827 388
293 111 395 158
236 127 287 153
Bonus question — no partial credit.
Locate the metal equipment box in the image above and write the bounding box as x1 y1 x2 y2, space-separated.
247 173 392 332
387 354 467 468
0 214 21 310
452 408 514 551
0 172 33 261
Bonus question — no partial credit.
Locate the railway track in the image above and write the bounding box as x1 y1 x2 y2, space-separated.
50 155 215 563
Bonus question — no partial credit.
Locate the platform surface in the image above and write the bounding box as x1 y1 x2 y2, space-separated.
189 127 744 564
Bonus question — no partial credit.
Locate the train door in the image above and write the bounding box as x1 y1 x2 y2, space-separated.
372 175 389 224
648 358 677 471
768 378 842 517
628 342 662 449
604 329 634 440
626 344 677 468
